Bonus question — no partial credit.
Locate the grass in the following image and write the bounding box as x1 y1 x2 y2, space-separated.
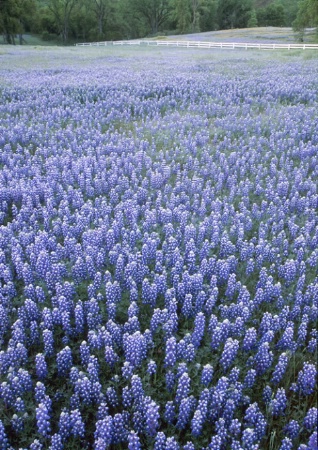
166 26 318 44
0 44 315 81
1 26 317 49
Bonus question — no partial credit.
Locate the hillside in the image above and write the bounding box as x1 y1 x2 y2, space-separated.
166 27 317 44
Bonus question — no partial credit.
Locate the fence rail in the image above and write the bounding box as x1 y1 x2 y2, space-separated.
76 39 318 50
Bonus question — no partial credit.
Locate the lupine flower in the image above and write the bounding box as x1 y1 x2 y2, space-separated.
191 312 205 348
145 399 160 436
277 324 296 352
106 386 118 407
229 419 241 438
220 338 239 372
296 362 317 395
14 397 25 413
303 407 317 431
122 361 134 379
242 327 257 352
183 443 195 450
70 409 85 437
35 354 48 380
243 369 256 389
122 386 133 409
0 420 8 450
164 401 175 424
166 370 175 392
283 420 300 439
208 434 222 449
127 430 141 450
147 359 157 375
271 352 289 384
175 372 191 404
56 346 72 377
35 381 46 404
165 436 180 450
279 437 293 450
181 293 193 319
131 375 144 402
36 403 51 437
50 433 63 450
242 428 258 448
94 416 113 448
254 342 273 375
244 402 267 440
262 385 272 404
191 410 204 437
58 410 71 441
176 397 193 430
11 414 24 433
104 345 118 367
270 388 287 417
164 337 177 367
308 432 317 450
201 364 213 385
154 431 166 450
29 440 43 450
110 413 127 444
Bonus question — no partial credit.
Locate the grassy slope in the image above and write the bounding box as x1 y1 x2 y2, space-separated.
165 27 317 44
2 26 317 47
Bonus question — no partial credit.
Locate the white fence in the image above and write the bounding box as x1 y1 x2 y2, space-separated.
76 39 318 51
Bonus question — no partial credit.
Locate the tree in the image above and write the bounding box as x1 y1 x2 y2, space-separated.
190 0 203 32
293 0 318 40
91 0 111 38
70 1 94 41
257 3 285 27
279 0 298 26
0 0 20 43
217 0 253 29
46 0 81 43
199 0 217 32
128 0 171 35
171 0 216 34
172 0 191 34
0 0 35 44
247 9 258 28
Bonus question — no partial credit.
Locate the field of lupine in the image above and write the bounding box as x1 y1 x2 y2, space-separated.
0 46 317 450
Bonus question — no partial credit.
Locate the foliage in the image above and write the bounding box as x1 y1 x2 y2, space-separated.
45 0 80 44
293 0 318 41
0 0 313 44
247 9 258 28
217 0 253 29
0 0 36 43
257 2 285 27
125 0 171 36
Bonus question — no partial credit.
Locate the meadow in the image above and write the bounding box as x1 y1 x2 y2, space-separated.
0 45 317 450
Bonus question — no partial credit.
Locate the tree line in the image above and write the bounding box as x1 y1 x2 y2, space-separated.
0 0 317 45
